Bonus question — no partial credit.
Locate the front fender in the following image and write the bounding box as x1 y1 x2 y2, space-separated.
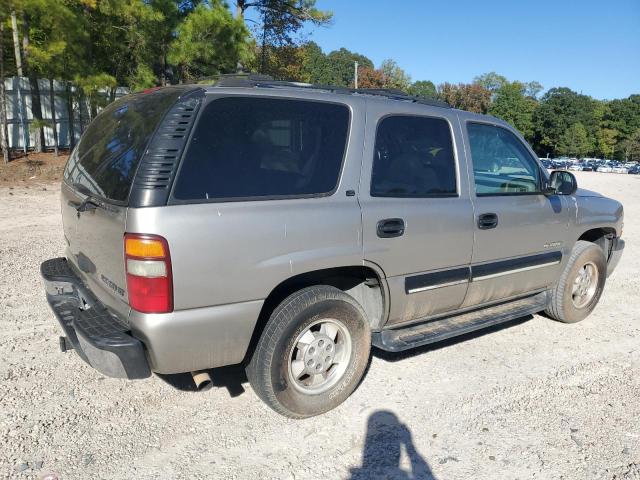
573 195 624 240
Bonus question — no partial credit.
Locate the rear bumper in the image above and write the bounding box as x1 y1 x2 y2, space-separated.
607 237 625 277
129 299 263 374
40 257 150 379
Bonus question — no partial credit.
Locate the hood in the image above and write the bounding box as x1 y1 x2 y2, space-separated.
575 188 603 198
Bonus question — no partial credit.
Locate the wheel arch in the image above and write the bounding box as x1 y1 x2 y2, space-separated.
577 227 617 261
242 264 387 365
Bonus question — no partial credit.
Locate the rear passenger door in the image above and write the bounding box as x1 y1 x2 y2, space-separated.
360 103 475 327
461 119 570 308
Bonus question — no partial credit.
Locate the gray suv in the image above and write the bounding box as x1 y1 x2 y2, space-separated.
41 77 625 418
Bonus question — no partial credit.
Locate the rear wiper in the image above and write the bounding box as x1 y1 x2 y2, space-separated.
70 183 101 213
76 196 100 213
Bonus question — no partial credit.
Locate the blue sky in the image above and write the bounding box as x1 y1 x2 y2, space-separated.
301 0 639 100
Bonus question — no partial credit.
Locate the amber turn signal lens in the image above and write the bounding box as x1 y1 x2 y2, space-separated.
125 237 166 258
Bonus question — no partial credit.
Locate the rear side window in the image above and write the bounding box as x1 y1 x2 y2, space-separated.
467 123 541 195
64 88 182 202
173 97 350 201
371 115 457 197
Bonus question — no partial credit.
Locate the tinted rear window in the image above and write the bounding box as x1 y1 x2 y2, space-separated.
63 88 182 202
173 97 350 201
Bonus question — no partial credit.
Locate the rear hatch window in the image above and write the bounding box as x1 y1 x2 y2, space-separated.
172 97 350 201
64 88 183 203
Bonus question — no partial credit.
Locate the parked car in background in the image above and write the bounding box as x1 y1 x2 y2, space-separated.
628 165 640 174
552 159 570 170
598 165 613 173
612 166 629 174
569 164 584 172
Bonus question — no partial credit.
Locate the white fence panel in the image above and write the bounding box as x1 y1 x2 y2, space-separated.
2 77 129 150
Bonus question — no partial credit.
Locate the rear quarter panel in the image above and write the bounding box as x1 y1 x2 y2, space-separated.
127 197 363 310
126 91 366 311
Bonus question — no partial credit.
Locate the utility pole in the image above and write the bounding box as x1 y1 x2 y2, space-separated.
354 61 358 89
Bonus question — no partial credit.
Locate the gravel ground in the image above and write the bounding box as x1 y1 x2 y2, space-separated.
1 172 639 480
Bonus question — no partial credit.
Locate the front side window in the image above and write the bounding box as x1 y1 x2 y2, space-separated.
371 115 457 197
467 123 541 196
173 97 350 200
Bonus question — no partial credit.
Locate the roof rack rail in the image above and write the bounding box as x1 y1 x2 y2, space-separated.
214 73 275 87
213 74 450 109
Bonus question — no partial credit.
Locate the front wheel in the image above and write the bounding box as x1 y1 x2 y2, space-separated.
246 285 371 418
546 240 607 323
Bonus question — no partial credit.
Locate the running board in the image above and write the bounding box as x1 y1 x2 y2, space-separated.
373 291 549 352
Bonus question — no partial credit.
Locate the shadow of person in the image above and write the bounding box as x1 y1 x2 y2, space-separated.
349 410 435 480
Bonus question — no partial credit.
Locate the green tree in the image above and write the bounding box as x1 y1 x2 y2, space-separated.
16 0 86 152
147 0 181 86
558 123 592 157
606 95 640 159
252 43 307 81
168 1 252 83
299 41 325 82
379 59 411 91
326 48 372 86
80 0 161 89
596 127 618 159
489 81 538 141
408 80 437 98
532 87 597 157
473 71 508 93
524 80 543 99
299 45 372 86
621 129 640 161
235 1 332 73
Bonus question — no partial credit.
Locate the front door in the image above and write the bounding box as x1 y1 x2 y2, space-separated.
460 119 570 308
360 103 475 327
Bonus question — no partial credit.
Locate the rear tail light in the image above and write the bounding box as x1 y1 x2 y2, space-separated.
124 233 173 313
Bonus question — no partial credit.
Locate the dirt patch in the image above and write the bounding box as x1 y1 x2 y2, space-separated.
0 152 69 185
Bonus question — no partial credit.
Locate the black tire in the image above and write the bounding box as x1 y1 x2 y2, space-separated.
246 285 371 418
545 240 607 323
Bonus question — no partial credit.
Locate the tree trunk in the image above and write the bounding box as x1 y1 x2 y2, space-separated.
160 49 166 86
10 11 27 153
236 1 244 19
65 81 75 149
260 21 268 74
49 78 58 156
0 23 9 164
22 13 45 153
10 12 22 77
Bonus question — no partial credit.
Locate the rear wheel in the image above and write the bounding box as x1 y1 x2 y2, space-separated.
246 285 371 418
546 240 607 323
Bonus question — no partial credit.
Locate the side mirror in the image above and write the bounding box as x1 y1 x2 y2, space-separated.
545 170 578 196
